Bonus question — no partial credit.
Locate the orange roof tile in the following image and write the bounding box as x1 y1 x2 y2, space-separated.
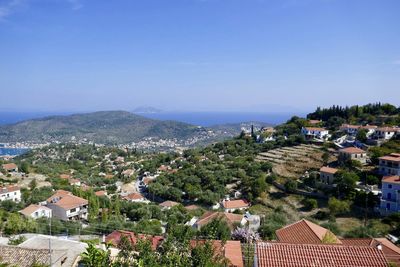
123 193 144 200
222 199 249 209
256 242 388 267
320 166 339 174
53 194 88 210
379 154 400 162
1 163 17 171
196 211 244 230
339 147 366 154
19 204 51 216
341 238 400 266
276 219 341 244
46 190 71 202
0 185 20 194
95 190 107 197
382 176 400 184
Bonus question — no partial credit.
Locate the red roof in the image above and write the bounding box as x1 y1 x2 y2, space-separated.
196 211 244 230
276 219 341 244
105 230 163 250
123 192 144 201
0 185 20 194
379 154 400 162
382 176 400 184
320 166 339 174
256 242 388 267
341 238 400 266
190 240 243 267
339 147 365 154
1 163 18 171
95 190 107 197
222 199 249 209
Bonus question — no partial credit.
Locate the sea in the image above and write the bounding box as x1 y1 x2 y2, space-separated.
140 111 299 127
0 147 30 156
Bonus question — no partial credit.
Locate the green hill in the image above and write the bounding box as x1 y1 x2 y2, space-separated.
0 111 205 144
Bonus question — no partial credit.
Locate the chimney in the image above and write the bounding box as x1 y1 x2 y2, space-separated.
377 244 382 250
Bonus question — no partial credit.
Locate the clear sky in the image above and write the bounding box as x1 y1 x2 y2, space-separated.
0 0 399 113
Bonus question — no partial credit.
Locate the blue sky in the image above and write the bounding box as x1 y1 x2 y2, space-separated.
0 0 399 113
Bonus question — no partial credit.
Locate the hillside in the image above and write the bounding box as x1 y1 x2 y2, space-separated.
0 111 208 145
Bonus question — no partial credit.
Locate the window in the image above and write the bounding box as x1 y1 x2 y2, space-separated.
388 193 392 200
70 208 76 213
387 203 391 209
389 184 393 189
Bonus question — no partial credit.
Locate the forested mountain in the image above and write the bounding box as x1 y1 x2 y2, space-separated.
0 111 205 144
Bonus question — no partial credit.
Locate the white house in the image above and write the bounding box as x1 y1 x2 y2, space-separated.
222 199 250 213
1 163 18 173
374 127 399 140
123 192 147 203
380 176 400 215
19 204 52 219
0 185 21 202
340 124 377 137
46 190 88 221
379 153 400 176
338 147 367 164
319 166 339 185
301 127 329 140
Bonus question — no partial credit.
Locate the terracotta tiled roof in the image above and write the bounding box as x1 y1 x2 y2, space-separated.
47 190 88 210
222 199 249 209
19 204 51 216
308 120 322 124
185 204 201 211
53 195 88 210
377 127 399 132
105 230 163 250
341 238 400 266
1 163 17 171
382 176 400 184
46 190 72 202
224 240 244 267
124 192 144 200
320 166 339 174
256 242 388 267
190 240 243 267
0 185 20 194
159 200 180 208
196 211 244 230
339 147 365 154
275 219 342 244
95 190 107 197
379 154 400 162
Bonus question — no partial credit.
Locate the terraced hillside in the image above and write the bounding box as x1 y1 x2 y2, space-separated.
256 144 327 179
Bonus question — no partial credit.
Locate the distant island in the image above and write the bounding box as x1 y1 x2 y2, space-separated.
132 106 163 114
0 110 273 151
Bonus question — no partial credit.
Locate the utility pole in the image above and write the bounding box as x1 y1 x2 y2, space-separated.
49 219 52 267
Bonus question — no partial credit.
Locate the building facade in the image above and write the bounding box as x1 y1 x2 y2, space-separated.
0 186 21 202
379 153 400 176
380 176 400 215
